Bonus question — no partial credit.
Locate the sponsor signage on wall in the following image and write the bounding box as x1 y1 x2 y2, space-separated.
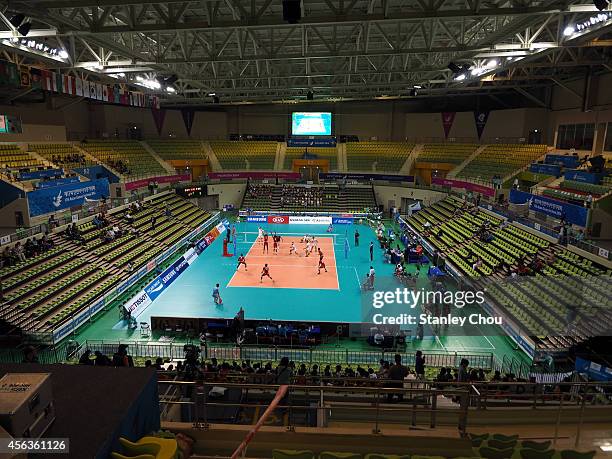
287 138 337 147
208 171 300 180
27 178 109 217
509 189 588 227
431 177 495 197
19 169 64 181
288 215 333 225
267 215 289 224
245 216 267 223
332 217 354 224
125 174 191 191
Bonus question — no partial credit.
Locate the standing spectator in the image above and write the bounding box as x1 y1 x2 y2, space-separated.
457 358 470 382
354 229 360 246
369 241 374 262
415 350 426 379
22 346 39 363
387 354 408 402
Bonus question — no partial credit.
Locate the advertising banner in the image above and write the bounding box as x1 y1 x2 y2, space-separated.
545 154 580 168
27 178 110 217
125 174 191 191
246 215 267 223
332 217 354 224
563 169 602 184
320 172 414 182
19 169 63 181
288 215 333 225
509 189 588 227
287 137 337 147
529 163 561 177
208 171 300 180
267 215 289 224
37 177 81 188
73 165 120 183
431 177 495 197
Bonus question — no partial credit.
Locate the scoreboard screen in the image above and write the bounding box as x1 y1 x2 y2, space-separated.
176 185 204 198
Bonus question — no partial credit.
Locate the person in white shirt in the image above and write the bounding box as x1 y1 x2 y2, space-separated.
368 266 375 289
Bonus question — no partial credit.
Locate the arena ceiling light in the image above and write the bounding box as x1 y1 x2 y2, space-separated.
1 36 68 62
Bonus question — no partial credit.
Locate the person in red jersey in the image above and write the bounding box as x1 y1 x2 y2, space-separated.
262 233 269 253
260 263 274 283
237 253 247 271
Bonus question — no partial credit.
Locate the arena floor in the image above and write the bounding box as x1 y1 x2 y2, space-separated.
72 221 531 365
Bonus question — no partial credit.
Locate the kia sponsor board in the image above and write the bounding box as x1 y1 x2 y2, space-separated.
267 215 289 224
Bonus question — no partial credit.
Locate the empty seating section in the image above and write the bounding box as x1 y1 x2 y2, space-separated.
418 144 478 164
242 184 377 213
458 144 547 180
271 434 597 459
0 193 213 335
147 140 206 160
210 141 276 170
28 143 95 169
284 147 338 170
80 141 166 177
405 197 611 338
0 144 43 169
346 142 414 172
559 180 609 196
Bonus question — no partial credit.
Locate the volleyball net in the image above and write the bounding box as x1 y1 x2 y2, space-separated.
238 231 347 246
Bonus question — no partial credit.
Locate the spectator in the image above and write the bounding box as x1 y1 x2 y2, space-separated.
112 344 134 367
457 358 470 382
276 356 292 384
387 354 409 402
79 350 94 365
415 350 426 379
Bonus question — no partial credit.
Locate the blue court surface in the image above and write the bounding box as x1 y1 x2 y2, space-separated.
126 222 392 325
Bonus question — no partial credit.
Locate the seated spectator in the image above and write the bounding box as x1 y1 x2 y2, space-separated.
125 212 134 223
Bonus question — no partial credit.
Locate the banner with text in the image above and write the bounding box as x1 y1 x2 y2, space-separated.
27 178 110 217
288 137 337 147
125 173 191 191
37 177 81 188
19 169 63 181
509 188 588 227
529 163 561 177
320 173 414 182
563 169 603 185
431 177 495 197
545 154 580 168
208 171 300 180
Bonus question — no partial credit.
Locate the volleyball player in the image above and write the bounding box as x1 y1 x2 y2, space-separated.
262 233 269 254
317 248 328 274
260 263 274 283
237 253 247 271
212 283 223 305
289 241 297 255
273 233 282 254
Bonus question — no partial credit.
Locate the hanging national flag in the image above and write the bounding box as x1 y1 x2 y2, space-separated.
30 68 42 89
113 84 120 103
102 85 109 102
51 72 59 92
89 81 97 99
19 66 31 88
75 77 83 96
42 70 52 91
96 83 103 100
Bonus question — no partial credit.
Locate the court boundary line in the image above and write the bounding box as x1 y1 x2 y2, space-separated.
227 235 340 290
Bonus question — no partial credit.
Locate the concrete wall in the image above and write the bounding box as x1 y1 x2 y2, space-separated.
374 185 447 211
405 108 548 143
206 183 247 209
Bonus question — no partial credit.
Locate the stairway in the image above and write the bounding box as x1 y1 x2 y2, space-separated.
448 145 487 178
400 144 423 175
203 141 222 170
71 143 126 181
140 141 175 175
275 142 286 171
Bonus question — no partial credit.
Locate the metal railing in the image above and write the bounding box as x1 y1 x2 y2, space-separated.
75 341 496 370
